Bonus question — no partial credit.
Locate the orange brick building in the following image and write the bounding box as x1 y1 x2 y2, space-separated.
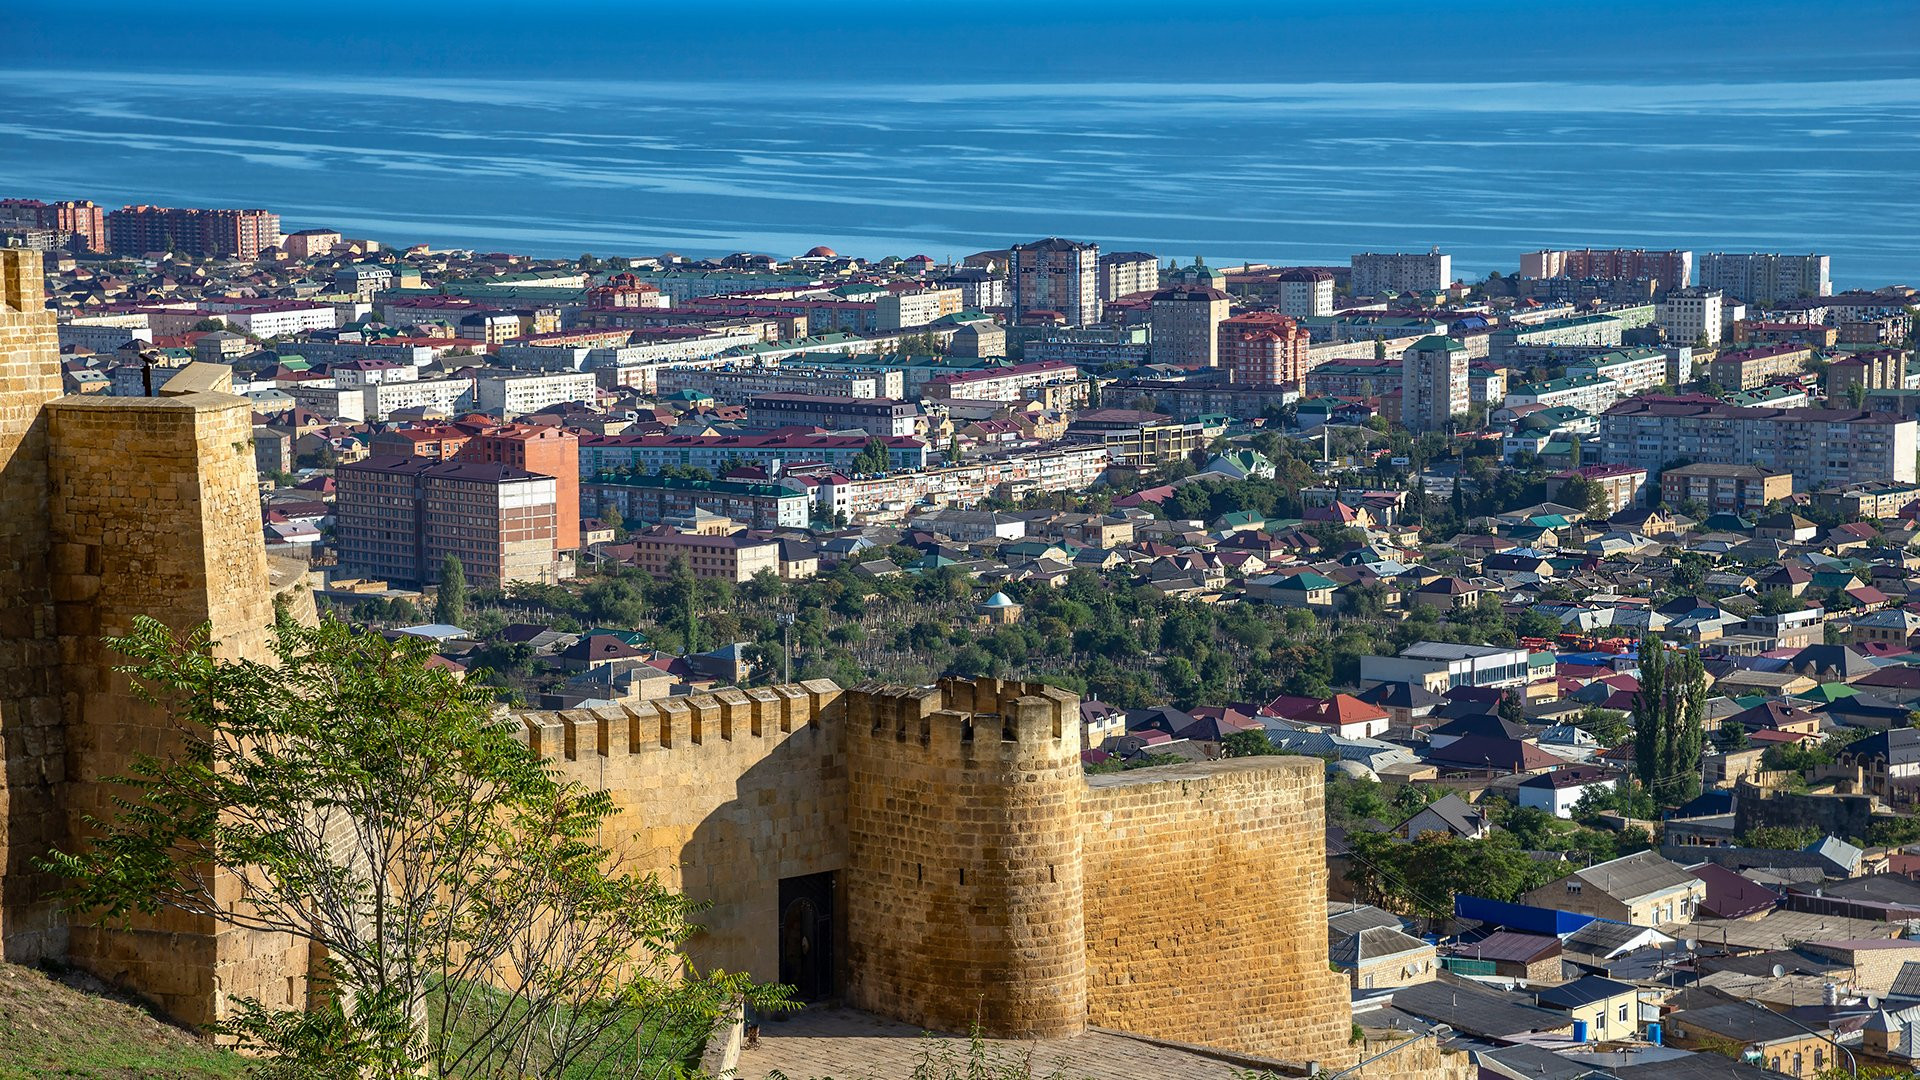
457 423 580 551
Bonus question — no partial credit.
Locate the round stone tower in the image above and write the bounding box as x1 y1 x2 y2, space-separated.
844 677 1086 1038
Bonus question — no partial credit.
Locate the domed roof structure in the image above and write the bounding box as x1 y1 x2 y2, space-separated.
982 591 1016 608
803 245 838 259
1328 760 1380 783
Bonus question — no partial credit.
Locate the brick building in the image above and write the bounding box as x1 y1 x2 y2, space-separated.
0 198 106 252
1220 311 1312 386
335 457 564 588
456 423 581 552
105 205 280 260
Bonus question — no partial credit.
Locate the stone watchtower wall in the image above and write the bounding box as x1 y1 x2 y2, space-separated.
843 678 1087 1038
0 248 302 1027
48 391 304 1026
0 248 67 962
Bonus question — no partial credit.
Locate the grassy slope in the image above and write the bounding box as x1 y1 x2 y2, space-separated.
0 962 246 1080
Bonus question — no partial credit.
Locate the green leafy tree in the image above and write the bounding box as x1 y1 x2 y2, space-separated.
850 437 891 475
44 616 775 1078
1715 718 1750 751
1575 707 1632 747
1631 638 1707 805
434 553 467 627
1222 729 1278 758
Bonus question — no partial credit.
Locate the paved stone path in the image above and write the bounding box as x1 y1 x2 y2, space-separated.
738 1007 1253 1080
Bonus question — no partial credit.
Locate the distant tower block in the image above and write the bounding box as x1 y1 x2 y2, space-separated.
844 678 1087 1038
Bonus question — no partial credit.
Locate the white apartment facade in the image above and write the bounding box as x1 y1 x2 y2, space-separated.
1658 288 1725 346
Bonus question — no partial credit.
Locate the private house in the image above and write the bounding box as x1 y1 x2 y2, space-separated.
1449 930 1563 983
1517 765 1621 818
1330 925 1438 990
1522 850 1704 927
1534 975 1641 1042
1401 793 1492 841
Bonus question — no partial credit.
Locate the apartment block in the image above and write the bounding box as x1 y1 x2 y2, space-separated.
583 474 812 531
1401 335 1469 433
1658 287 1725 347
472 369 597 417
744 393 922 437
1826 350 1905 401
106 205 280 259
579 433 929 476
0 198 106 252
1350 250 1452 297
1149 285 1231 369
1707 344 1811 390
1567 348 1674 397
1098 251 1160 302
1699 253 1832 306
1503 373 1624 415
1219 311 1313 386
457 423 581 551
1009 237 1100 325
621 529 782 582
1659 463 1795 513
1520 249 1691 289
335 457 563 589
1603 400 1915 489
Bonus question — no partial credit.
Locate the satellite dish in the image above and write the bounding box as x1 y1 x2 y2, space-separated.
1772 964 1787 979
1869 996 1881 1009
1683 939 1697 952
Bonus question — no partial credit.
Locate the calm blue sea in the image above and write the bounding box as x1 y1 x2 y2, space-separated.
2 1 1917 286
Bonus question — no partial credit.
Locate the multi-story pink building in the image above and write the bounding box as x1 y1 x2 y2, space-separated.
106 205 280 259
0 198 106 252
1219 311 1312 386
1521 248 1692 289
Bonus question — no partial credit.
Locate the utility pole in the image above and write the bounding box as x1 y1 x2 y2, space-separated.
779 612 795 683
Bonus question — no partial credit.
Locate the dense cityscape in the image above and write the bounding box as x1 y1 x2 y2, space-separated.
5 187 1920 1077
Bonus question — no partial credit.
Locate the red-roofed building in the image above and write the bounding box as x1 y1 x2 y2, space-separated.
1298 695 1391 739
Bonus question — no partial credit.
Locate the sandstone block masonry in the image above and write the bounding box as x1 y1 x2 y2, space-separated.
0 248 307 1027
525 676 1356 1067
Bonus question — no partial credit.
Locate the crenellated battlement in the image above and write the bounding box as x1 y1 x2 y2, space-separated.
848 677 1079 762
511 678 844 760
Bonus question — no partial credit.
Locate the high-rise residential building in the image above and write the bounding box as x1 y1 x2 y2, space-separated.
1826 350 1906 402
1601 400 1916 489
1519 249 1692 289
0 199 106 253
1148 285 1230 369
105 205 281 260
1350 249 1452 297
1657 287 1725 346
1400 335 1469 433
1097 251 1159 302
1698 253 1831 306
1219 312 1312 386
457 423 581 552
1273 268 1335 317
335 457 565 589
1009 237 1100 325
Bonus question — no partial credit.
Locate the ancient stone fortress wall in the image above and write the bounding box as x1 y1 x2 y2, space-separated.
844 679 1087 1039
1082 757 1355 1065
0 248 66 964
513 680 848 980
0 247 305 1027
47 389 303 1026
517 675 1357 1066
